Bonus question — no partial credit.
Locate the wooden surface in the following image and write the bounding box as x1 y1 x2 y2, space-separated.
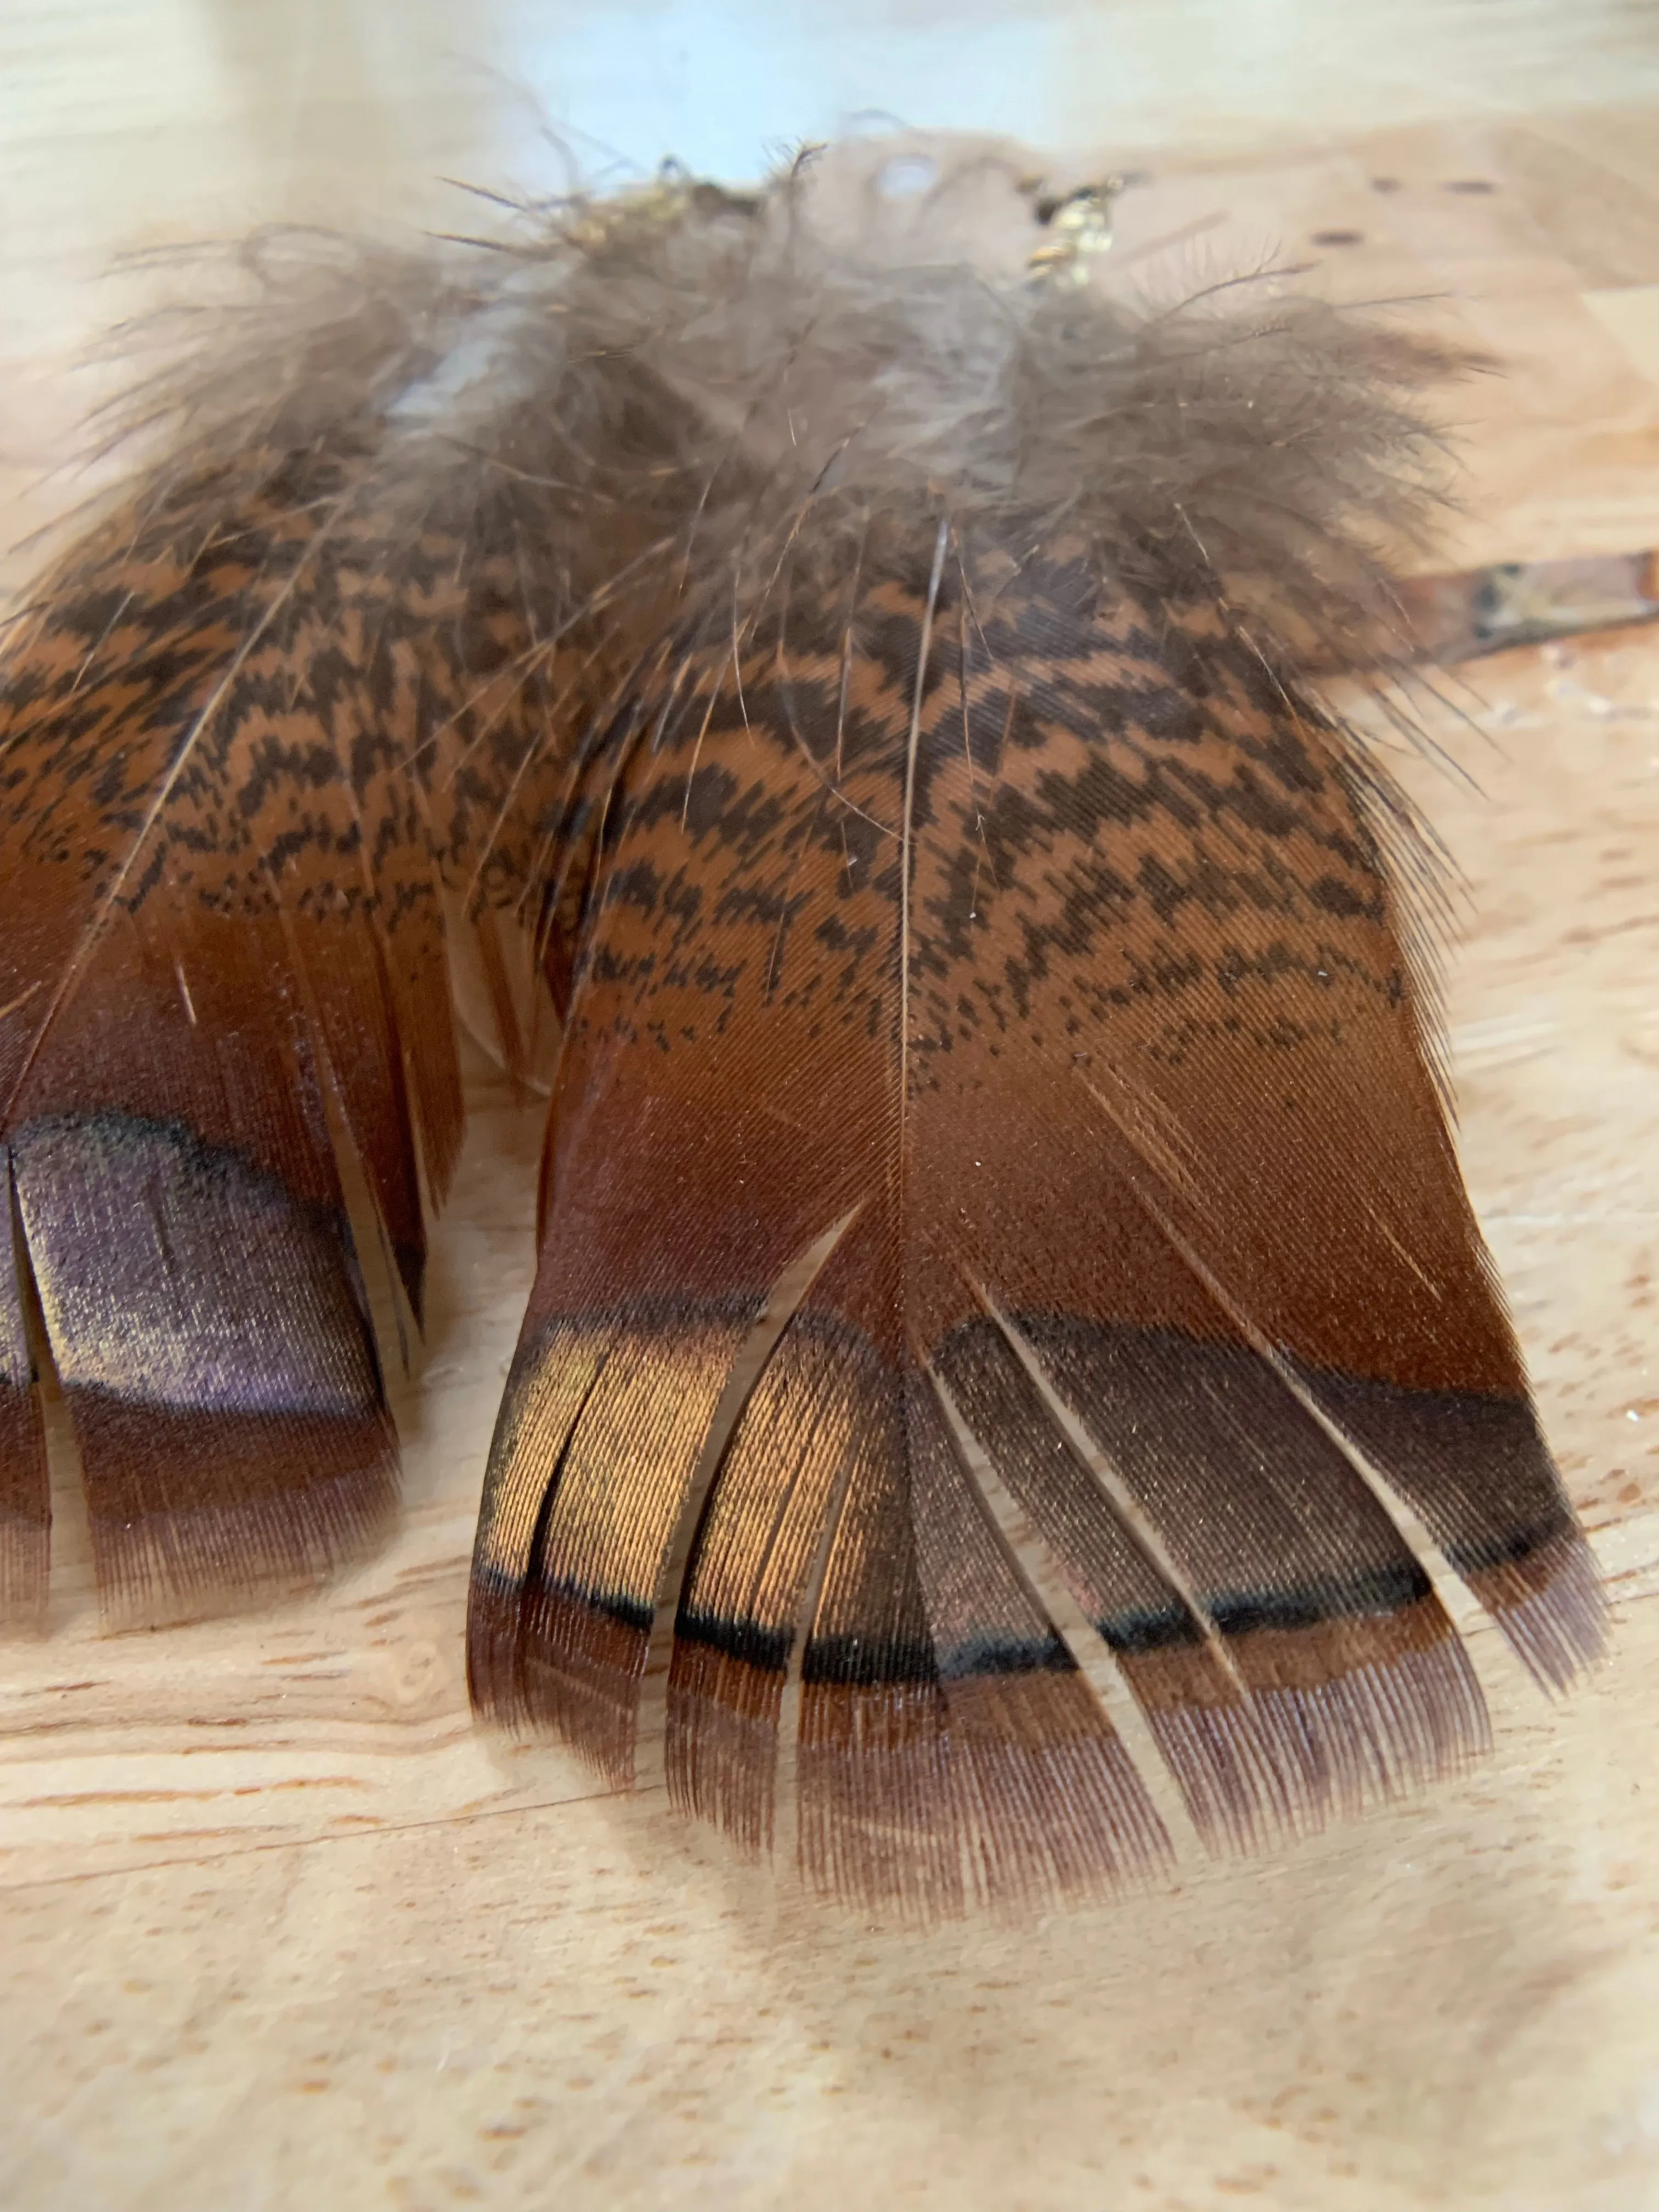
6 8 1659 2208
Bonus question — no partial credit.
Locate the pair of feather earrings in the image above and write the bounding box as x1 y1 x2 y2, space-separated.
0 142 1606 1916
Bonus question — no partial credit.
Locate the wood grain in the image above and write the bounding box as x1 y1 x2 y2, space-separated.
4 7 1659 2207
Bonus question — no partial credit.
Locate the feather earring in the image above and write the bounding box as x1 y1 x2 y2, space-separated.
0 145 1605 1912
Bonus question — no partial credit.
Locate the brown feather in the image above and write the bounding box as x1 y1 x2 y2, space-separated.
0 147 1604 1912
0 268 588 1619
459 155 1599 1907
0 474 403 1621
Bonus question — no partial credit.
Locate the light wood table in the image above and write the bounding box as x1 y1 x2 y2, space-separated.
4 9 1659 2207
